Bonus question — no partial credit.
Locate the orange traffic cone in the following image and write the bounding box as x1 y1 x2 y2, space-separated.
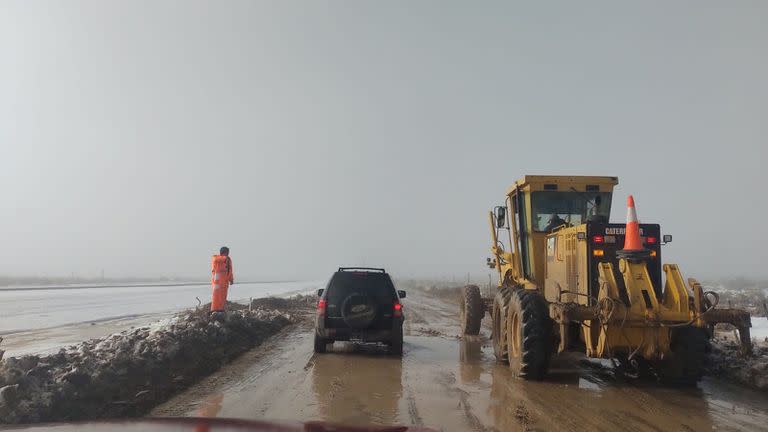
623 195 643 251
618 195 650 259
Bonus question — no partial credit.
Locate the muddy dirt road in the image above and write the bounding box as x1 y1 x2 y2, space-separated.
153 289 768 431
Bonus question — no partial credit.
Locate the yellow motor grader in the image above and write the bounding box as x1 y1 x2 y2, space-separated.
459 175 752 383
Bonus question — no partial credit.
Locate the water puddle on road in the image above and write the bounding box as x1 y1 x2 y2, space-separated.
155 321 768 431
447 336 768 431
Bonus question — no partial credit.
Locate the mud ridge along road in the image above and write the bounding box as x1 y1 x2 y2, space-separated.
152 288 768 431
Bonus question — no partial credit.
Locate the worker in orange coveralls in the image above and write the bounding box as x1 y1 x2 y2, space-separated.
210 246 234 314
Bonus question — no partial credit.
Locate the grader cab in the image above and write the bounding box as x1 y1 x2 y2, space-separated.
459 175 752 383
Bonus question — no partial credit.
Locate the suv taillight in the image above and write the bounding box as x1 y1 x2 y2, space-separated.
394 302 403 318
317 299 327 316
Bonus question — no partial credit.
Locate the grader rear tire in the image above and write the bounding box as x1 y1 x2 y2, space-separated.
492 287 512 363
459 285 483 336
506 289 553 380
658 326 709 385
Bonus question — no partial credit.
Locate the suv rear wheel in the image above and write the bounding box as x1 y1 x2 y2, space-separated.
314 334 328 354
390 329 403 356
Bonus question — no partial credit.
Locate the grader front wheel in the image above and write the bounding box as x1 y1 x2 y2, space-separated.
460 285 484 336
506 289 553 380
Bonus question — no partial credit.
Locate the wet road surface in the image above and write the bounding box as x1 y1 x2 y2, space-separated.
152 289 768 431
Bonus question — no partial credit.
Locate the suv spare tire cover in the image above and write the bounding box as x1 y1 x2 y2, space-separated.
340 293 377 329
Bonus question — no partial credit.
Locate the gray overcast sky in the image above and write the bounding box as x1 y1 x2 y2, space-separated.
0 1 766 281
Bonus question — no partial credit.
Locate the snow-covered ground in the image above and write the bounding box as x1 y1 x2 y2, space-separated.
0 281 321 334
0 281 323 356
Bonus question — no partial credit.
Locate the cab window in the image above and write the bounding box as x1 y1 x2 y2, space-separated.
531 192 612 232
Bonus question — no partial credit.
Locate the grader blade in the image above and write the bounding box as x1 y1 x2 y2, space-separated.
703 308 752 355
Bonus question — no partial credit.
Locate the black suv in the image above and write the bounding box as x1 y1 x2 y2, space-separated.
314 267 406 355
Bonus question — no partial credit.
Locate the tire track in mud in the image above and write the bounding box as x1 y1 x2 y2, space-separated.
401 305 425 427
435 370 494 432
405 391 424 426
401 351 424 427
323 356 352 405
404 307 426 336
405 297 451 338
513 402 532 432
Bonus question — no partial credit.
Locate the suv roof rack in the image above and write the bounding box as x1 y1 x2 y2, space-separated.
337 267 386 273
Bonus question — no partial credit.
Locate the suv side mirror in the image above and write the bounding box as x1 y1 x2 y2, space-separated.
316 288 324 297
397 290 406 299
662 235 672 244
495 206 507 229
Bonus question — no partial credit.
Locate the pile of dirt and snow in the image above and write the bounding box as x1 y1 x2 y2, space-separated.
0 302 301 424
706 339 768 391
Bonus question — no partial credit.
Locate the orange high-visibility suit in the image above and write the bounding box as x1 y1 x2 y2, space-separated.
211 255 234 312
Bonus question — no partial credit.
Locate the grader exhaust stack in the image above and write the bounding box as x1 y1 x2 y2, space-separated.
458 175 752 383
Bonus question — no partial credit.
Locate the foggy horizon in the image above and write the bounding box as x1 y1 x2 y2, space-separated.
1 1 766 282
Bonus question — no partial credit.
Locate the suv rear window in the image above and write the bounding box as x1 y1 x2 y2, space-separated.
326 272 397 307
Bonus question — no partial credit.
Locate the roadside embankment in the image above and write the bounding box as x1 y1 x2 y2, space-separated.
0 299 309 424
707 338 768 392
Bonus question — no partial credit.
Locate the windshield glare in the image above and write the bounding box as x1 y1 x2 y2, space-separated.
531 192 612 232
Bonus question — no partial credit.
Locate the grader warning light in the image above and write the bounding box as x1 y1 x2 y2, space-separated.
458 175 753 384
